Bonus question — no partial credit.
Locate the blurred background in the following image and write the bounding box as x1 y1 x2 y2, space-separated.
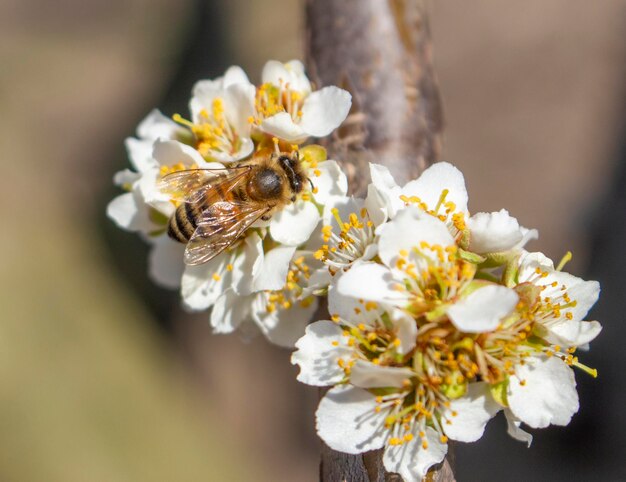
1 0 625 480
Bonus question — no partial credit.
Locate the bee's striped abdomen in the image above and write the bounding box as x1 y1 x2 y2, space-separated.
167 182 245 244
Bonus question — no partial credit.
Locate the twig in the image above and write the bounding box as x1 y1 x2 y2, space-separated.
306 0 451 480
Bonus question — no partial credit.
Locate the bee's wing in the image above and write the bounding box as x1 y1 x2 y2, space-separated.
184 200 270 265
157 167 250 204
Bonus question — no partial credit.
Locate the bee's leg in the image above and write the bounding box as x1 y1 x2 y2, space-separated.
261 214 272 221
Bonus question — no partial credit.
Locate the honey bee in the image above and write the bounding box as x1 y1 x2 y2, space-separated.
158 150 310 265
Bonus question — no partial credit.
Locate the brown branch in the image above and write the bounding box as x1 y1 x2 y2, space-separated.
306 0 452 480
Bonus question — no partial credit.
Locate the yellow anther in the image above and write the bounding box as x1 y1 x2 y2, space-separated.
365 301 378 311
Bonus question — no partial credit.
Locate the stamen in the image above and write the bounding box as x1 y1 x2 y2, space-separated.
556 251 573 271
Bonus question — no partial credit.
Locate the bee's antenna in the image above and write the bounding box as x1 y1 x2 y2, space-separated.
308 178 315 191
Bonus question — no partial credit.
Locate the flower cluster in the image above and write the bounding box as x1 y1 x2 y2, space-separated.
292 162 601 481
107 60 351 345
108 58 602 482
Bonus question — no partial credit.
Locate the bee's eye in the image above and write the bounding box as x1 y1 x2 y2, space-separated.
254 168 283 199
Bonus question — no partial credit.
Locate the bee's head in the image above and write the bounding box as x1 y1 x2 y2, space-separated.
277 153 305 196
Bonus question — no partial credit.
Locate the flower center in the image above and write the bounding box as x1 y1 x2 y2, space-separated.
331 308 457 447
315 207 375 272
173 98 241 157
400 189 467 233
252 80 305 125
264 256 315 314
394 244 476 314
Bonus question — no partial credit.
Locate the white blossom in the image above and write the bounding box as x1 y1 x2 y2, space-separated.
253 60 352 143
208 253 320 347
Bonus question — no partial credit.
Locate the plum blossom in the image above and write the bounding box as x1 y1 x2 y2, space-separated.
501 250 601 429
207 252 320 347
336 207 520 333
176 67 256 163
253 60 352 143
293 284 502 480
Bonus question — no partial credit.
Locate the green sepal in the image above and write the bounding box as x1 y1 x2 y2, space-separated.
490 379 509 407
369 387 403 397
458 248 485 264
148 227 167 238
502 252 521 287
459 279 492 297
149 208 169 226
479 250 516 269
175 129 195 146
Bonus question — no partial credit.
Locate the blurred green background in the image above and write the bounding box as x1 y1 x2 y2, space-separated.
1 1 625 481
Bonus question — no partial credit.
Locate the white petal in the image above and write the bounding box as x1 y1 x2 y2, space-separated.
392 309 418 355
311 160 348 205
260 112 307 143
369 163 399 193
148 237 185 289
442 382 501 442
291 320 351 386
369 163 403 218
181 252 230 310
447 285 519 333
504 409 533 447
328 279 385 325
210 290 252 334
383 426 447 482
125 137 158 173
270 200 320 246
561 276 600 326
402 162 469 215
516 227 539 250
520 253 600 324
107 192 152 233
315 385 387 454
233 232 264 296
222 65 251 87
152 139 212 169
302 267 332 297
364 183 388 227
468 209 524 253
546 319 602 347
252 245 296 291
113 168 140 187
137 109 181 141
378 206 455 271
508 356 579 428
223 83 256 137
299 86 351 138
262 60 311 93
350 361 414 389
253 294 318 348
336 262 409 306
322 196 362 226
192 66 251 95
